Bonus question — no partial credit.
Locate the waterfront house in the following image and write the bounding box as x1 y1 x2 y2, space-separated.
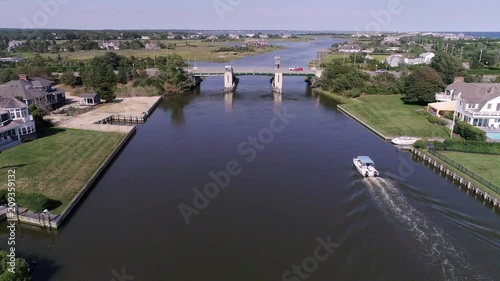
433 78 500 128
338 44 361 53
0 75 66 108
317 49 332 60
0 97 36 151
145 42 161 50
80 93 101 106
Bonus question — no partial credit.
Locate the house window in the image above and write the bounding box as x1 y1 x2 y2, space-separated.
487 104 492 109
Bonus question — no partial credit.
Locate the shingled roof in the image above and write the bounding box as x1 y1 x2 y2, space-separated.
0 79 47 101
0 97 27 109
446 81 500 110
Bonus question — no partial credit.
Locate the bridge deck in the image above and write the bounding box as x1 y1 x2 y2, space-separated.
186 67 317 77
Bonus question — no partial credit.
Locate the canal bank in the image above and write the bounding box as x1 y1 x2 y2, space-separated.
1 96 163 229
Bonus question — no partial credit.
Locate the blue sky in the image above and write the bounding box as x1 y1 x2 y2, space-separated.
0 0 499 31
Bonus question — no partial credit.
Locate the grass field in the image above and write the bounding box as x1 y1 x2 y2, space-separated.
18 40 289 62
440 152 500 188
423 151 500 199
341 95 450 138
0 128 126 213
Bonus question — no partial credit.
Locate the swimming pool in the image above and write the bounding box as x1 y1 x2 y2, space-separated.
486 132 500 140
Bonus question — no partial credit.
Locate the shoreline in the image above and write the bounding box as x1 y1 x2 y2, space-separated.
1 96 164 228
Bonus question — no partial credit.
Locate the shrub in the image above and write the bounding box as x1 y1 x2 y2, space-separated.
413 140 426 149
453 121 487 141
425 113 448 126
17 193 61 212
0 189 7 204
443 113 454 120
434 139 500 155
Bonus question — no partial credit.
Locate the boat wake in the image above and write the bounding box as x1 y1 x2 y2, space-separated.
364 177 493 281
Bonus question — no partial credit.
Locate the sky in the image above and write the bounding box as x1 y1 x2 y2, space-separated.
0 0 499 31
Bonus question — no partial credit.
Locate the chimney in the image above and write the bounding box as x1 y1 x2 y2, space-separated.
19 74 27 81
454 77 464 83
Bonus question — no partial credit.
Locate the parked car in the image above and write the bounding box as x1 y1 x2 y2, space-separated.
375 69 387 74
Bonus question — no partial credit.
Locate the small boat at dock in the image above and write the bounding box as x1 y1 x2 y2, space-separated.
391 136 420 146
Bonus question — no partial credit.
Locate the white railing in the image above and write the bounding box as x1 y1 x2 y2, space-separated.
435 94 454 101
465 110 500 117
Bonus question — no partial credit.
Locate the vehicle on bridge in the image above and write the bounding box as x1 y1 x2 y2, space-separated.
289 67 304 71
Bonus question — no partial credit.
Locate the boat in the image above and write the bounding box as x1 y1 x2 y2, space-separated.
391 136 420 146
353 156 379 177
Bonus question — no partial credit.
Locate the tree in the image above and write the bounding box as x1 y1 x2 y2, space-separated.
0 250 31 281
495 75 500 83
430 52 465 84
81 58 117 101
402 67 445 105
60 70 81 87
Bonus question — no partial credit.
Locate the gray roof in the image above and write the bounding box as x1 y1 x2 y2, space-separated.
0 80 46 101
30 77 54 88
0 119 23 134
81 93 99 98
447 82 500 110
0 97 27 109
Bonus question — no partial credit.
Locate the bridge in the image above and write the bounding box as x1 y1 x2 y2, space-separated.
184 66 323 94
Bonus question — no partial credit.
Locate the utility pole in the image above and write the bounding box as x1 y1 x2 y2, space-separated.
451 45 455 55
460 47 464 59
479 49 483 62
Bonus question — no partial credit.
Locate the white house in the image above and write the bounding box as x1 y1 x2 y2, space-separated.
385 54 405 67
404 52 435 65
338 44 361 53
0 97 37 151
434 79 500 129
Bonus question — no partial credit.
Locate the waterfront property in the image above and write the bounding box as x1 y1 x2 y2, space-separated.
0 128 126 213
340 95 450 138
338 44 361 53
0 75 66 108
434 78 500 129
0 97 36 151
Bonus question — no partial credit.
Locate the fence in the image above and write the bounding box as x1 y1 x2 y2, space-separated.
429 149 500 194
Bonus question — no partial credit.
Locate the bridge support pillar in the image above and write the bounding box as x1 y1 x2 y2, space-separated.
272 72 283 94
224 66 236 93
224 93 233 112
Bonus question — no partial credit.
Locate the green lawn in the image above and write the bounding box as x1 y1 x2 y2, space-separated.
440 152 500 188
341 95 450 138
0 128 126 213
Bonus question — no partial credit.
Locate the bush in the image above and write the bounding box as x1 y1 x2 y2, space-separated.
434 139 500 155
420 111 448 126
0 189 7 204
413 140 426 149
453 121 487 141
17 193 61 212
443 112 454 120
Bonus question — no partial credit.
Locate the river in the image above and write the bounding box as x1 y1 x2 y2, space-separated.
1 38 499 281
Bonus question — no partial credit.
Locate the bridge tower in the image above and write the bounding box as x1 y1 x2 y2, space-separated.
224 66 236 93
272 72 283 94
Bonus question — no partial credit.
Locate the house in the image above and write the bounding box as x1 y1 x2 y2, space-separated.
0 57 26 63
99 40 120 50
382 36 401 45
385 54 405 67
244 39 268 48
433 78 500 129
0 97 36 151
80 93 101 106
338 44 361 53
317 49 332 60
7 40 25 51
419 52 435 63
0 75 66 108
228 34 240 40
145 42 161 50
141 36 151 40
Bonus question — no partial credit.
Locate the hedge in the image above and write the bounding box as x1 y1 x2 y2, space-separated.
0 189 7 205
413 140 427 149
434 139 500 155
453 121 487 141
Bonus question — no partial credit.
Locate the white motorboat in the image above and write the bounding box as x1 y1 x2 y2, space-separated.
391 136 420 146
353 156 379 177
